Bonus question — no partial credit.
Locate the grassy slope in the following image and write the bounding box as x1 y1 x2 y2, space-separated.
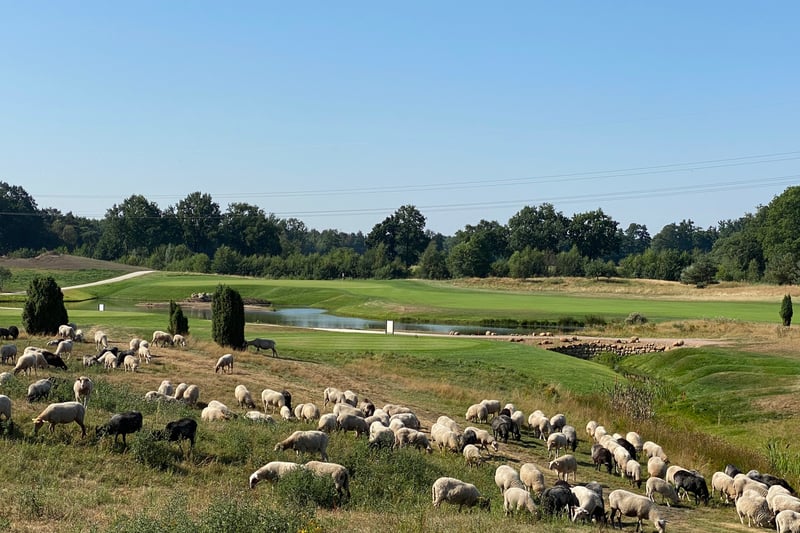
0 269 796 531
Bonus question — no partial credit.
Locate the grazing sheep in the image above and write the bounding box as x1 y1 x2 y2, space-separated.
520 463 546 496
562 424 578 452
172 334 186 347
736 492 773 528
625 458 642 488
626 431 643 452
32 401 86 438
431 477 490 511
365 410 390 428
358 399 375 417
202 406 232 421
772 494 800 515
73 376 93 407
173 382 188 401
643 440 669 462
337 413 369 437
297 403 320 422
495 464 525 493
711 471 736 503
249 461 301 488
673 470 709 505
394 427 433 453
608 489 667 533
54 340 73 360
342 390 358 407
13 353 40 376
182 384 200 406
151 330 173 347
617 437 638 461
323 387 346 408
491 414 519 444
158 380 174 396
549 413 567 432
542 485 578 517
94 331 108 350
382 403 413 417
0 372 12 384
592 443 614 474
436 415 461 433
0 394 11 426
1 344 16 365
776 510 800 533
101 352 118 370
648 456 668 479
334 402 364 419
436 430 463 454
480 399 501 417
305 460 351 499
769 485 794 510
214 354 234 374
368 425 395 450
463 444 483 467
244 411 275 423
262 389 291 413
274 430 329 461
234 385 256 409
390 412 420 430
465 426 500 453
58 325 76 339
129 338 142 351
593 424 607 442
466 403 488 423
646 476 679 507
571 485 606 523
548 454 578 482
749 470 796 494
123 355 139 372
245 338 278 357
547 432 568 459
144 391 174 402
317 413 337 433
280 405 294 421
586 420 598 438
27 378 56 402
138 344 151 364
504 486 537 516
96 411 143 445
159 417 197 451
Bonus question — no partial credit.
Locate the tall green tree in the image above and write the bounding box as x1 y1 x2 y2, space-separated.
780 294 793 327
174 192 221 256
22 275 68 335
168 300 189 336
507 203 570 253
0 182 53 254
95 195 175 259
219 203 281 257
759 186 800 265
366 205 429 267
568 208 620 260
211 284 245 349
417 241 449 279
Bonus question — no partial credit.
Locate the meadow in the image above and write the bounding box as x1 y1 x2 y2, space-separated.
0 266 798 532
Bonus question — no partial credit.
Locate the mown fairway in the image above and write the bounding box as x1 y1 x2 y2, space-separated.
0 270 797 531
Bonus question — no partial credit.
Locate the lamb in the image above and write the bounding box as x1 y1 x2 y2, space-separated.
548 454 578 482
776 510 800 533
249 461 301 488
735 492 773 528
279 405 294 421
27 378 56 402
296 403 320 422
244 411 275 423
123 355 139 372
648 456 668 479
466 403 488 423
214 353 234 374
274 430 329 461
495 464 525 493
96 411 143 445
625 458 642 489
94 331 108 350
608 489 667 533
571 485 606 523
234 385 256 409
711 471 736 503
520 463 546 495
646 476 679 507
464 426 500 453
245 338 278 357
158 380 174 396
73 376 93 406
0 344 16 364
32 401 86 438
54 340 73 360
182 384 200 406
431 477 490 511
394 427 433 453
547 431 568 459
337 413 368 437
305 460 351 499
317 413 337 433
172 334 186 347
503 486 537 516
151 330 173 347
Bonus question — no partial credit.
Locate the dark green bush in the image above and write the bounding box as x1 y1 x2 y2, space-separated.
276 468 337 510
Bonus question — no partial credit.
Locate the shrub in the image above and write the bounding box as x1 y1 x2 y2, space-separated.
212 284 245 349
781 294 793 327
277 468 338 510
21 275 69 335
169 300 190 335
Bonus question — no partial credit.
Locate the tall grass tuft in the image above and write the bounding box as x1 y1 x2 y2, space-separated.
767 439 800 488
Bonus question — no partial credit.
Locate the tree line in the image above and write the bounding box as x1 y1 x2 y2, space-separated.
2 181 800 285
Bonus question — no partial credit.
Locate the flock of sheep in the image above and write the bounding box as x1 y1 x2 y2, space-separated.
4 323 800 532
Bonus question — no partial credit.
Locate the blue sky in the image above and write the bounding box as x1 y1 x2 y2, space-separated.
2 2 799 236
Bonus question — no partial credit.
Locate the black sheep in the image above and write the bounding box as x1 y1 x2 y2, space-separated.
541 485 578 517
159 418 198 451
41 350 68 370
616 437 637 461
97 411 143 445
591 444 614 474
673 470 709 505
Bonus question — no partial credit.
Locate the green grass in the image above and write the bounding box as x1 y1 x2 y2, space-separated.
1 269 131 294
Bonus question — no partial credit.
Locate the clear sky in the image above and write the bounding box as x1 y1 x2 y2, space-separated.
2 2 799 236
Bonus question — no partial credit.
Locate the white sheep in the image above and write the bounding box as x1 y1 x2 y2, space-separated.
626 431 643 452
646 476 678 507
201 406 231 421
54 340 73 360
776 509 800 533
520 463 546 495
613 446 632 477
337 413 368 437
173 382 188 400
466 403 488 423
94 331 108 350
665 465 689 485
249 461 301 488
388 418 405 432
769 485 794 510
323 387 345 408
32 401 86 438
0 372 12 384
182 384 200 406
317 413 337 433
343 390 358 407
642 440 668 462
585 420 598 438
608 489 666 533
733 473 769 500
305 460 351 499
431 477 490 511
648 456 668 479
214 354 234 374
123 355 139 372
571 485 605 523
27 378 54 402
772 494 800 515
382 403 413 417
436 430 463 454
365 410 390 427
464 426 500 453
1 344 16 364
138 344 151 364
389 412 420 430
101 352 118 370
549 413 567 432
73 376 93 407
480 399 501 416
711 471 736 503
495 464 525 493
262 389 288 413
368 425 395 450
172 334 187 347
504 486 537 516
244 411 275 423
280 405 294 421
129 338 142 351
297 403 320 422
625 459 642 488
548 454 578 482
144 391 174 402
463 444 483 467
234 385 256 409
334 402 364 418
59 325 76 339
394 428 432 453
158 380 174 396
736 492 772 528
547 431 568 459
13 353 39 376
274 430 329 461
436 415 461 433
151 330 173 347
